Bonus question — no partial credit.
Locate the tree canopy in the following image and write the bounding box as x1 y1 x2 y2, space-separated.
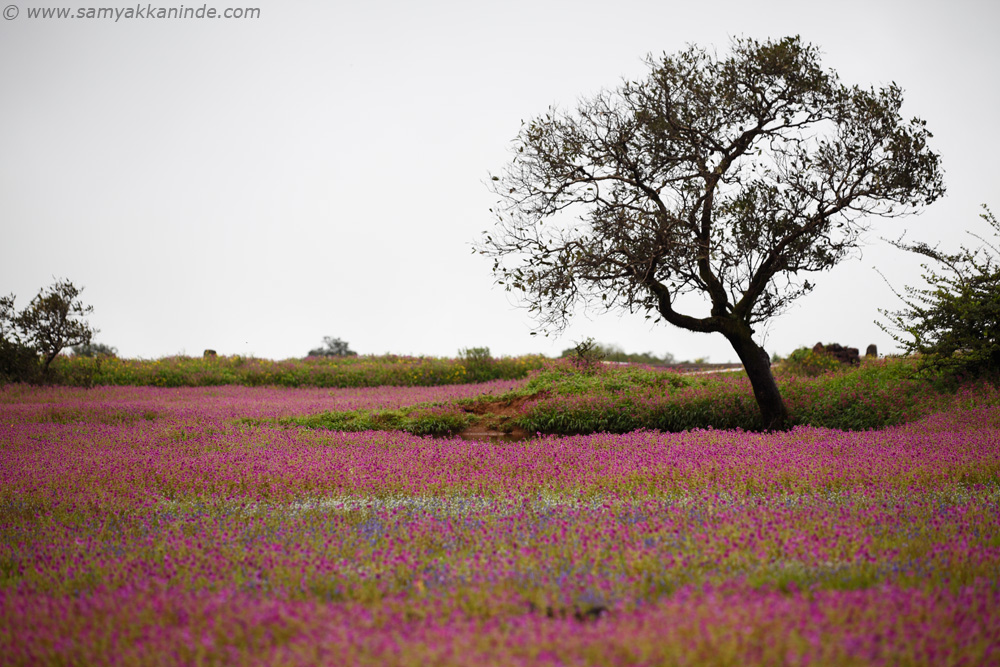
1 279 97 379
308 336 357 358
479 36 944 429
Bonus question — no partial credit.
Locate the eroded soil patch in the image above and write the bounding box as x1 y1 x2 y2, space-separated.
455 392 548 440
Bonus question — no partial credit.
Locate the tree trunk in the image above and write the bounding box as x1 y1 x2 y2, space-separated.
41 350 58 376
726 330 788 431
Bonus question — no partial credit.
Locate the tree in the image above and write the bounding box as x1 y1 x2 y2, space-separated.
879 205 1000 379
478 36 944 429
1 279 97 379
72 341 118 358
308 336 357 357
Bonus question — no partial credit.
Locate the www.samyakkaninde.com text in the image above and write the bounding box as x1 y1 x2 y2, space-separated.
21 5 260 20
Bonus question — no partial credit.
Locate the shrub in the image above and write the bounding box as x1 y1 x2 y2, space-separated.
458 347 495 382
563 338 606 372
287 405 473 437
0 338 40 384
72 342 117 358
776 346 844 377
880 204 1000 382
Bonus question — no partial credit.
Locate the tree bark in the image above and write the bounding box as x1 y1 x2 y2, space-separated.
725 329 789 431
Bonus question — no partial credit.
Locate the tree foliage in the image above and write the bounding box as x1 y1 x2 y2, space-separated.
478 36 944 429
879 205 1000 380
1 279 97 380
308 336 357 358
72 341 118 358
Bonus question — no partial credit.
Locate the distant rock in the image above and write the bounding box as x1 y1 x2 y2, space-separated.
866 344 878 358
813 342 860 366
203 349 217 358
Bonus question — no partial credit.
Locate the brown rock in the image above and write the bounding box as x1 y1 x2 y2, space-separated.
866 344 878 358
813 342 860 366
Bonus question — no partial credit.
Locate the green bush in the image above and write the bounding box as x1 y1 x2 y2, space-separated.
776 346 844 377
880 205 1000 382
458 347 496 383
0 338 40 384
781 358 927 430
72 342 117 358
287 405 473 437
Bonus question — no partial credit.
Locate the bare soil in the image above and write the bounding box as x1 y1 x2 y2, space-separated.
455 392 547 440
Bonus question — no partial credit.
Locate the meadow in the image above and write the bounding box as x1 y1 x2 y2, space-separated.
1 363 999 665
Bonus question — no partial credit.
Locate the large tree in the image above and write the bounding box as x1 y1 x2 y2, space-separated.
478 36 944 430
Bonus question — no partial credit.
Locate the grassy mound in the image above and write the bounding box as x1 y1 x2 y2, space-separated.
285 357 973 437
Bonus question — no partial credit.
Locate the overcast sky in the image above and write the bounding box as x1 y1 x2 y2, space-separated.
1 0 997 362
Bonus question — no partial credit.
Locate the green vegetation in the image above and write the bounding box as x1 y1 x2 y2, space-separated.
457 346 501 382
480 35 945 431
880 204 1000 382
71 341 118 358
42 352 547 388
560 339 677 367
774 346 846 378
286 405 474 437
1 278 97 382
286 356 954 437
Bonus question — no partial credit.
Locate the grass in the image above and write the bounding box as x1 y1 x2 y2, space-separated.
284 357 962 437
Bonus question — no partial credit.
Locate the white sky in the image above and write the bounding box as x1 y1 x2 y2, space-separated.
1 0 998 362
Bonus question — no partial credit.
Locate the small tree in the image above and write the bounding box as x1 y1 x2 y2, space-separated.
308 336 357 357
478 36 944 429
564 337 606 372
1 279 97 378
72 341 118 358
879 205 1000 379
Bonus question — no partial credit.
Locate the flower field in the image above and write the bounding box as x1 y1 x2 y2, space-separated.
2 381 999 665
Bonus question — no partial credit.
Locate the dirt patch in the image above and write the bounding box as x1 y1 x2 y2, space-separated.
455 392 546 440
460 392 547 417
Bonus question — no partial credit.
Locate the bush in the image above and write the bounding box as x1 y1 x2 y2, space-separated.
458 347 495 383
72 342 118 358
0 338 40 384
563 338 606 372
287 405 473 437
776 346 844 377
880 204 1000 382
